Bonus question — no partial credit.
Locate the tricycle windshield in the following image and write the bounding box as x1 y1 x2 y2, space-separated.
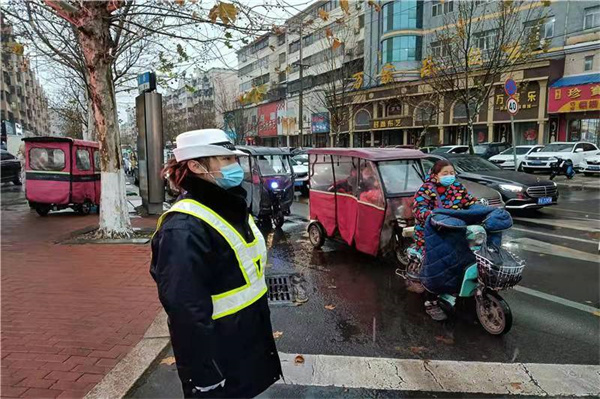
378 159 423 196
256 154 290 176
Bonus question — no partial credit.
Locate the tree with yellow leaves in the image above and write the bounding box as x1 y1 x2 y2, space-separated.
422 0 546 153
4 0 280 237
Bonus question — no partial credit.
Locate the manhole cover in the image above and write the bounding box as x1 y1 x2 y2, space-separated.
266 275 294 305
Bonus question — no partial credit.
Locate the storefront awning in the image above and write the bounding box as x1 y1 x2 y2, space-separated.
550 73 600 88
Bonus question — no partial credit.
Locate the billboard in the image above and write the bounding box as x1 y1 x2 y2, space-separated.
311 112 330 134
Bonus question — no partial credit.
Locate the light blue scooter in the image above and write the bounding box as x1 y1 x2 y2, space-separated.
398 225 523 335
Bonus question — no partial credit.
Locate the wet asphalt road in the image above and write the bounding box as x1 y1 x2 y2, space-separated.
3 180 598 397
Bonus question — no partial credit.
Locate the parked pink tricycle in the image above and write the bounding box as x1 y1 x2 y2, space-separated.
23 137 101 216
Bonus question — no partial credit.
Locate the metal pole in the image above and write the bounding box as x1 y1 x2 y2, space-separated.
510 115 518 171
298 21 304 148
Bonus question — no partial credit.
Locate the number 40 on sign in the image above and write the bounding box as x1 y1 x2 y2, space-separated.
506 97 519 116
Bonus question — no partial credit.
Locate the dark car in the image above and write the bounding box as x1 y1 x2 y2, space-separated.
428 153 558 210
473 142 511 159
1 150 22 185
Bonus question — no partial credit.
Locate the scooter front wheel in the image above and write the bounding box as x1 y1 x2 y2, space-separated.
476 290 513 335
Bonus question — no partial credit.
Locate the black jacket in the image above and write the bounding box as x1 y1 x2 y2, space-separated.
150 176 282 398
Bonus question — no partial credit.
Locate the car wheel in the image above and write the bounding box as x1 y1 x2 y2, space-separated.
13 174 22 186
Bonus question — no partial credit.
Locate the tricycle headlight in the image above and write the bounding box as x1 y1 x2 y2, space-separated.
499 184 523 193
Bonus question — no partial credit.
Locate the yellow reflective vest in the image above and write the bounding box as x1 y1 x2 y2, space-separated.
156 199 268 320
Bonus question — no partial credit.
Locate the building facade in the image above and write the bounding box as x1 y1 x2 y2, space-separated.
346 0 600 148
1 13 49 152
234 0 365 147
162 67 238 142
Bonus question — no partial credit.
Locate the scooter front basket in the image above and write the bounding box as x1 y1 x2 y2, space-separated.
475 245 525 290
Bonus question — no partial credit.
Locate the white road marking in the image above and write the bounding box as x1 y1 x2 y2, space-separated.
504 237 599 263
513 217 600 232
510 227 598 244
513 286 600 316
277 353 600 396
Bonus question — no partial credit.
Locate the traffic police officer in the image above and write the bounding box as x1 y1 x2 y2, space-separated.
151 129 282 398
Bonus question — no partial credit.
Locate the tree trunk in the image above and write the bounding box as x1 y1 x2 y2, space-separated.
467 118 475 154
76 4 131 237
84 95 95 141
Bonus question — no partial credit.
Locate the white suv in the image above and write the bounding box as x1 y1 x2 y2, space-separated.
522 142 599 173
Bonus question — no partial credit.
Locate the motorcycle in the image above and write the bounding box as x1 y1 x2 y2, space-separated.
549 156 575 180
268 180 287 229
397 224 524 335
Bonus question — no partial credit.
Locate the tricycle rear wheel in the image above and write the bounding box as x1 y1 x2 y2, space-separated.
35 205 51 217
476 290 512 335
76 201 92 215
308 222 325 249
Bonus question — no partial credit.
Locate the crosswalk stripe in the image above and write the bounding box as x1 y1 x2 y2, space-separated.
510 227 598 244
277 353 600 396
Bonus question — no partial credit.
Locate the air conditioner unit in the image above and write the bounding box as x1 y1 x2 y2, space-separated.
356 2 362 10
346 49 354 57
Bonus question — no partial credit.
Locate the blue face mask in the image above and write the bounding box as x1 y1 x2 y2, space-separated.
214 162 244 190
439 175 456 187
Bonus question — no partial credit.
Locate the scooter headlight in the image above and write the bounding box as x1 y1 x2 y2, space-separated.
270 181 279 189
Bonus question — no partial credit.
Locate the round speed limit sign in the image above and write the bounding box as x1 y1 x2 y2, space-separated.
506 98 519 115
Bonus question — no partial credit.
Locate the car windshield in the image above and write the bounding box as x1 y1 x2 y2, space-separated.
540 143 574 153
453 156 501 172
293 154 308 164
473 145 490 154
378 160 424 195
256 155 290 176
499 147 530 155
432 146 454 154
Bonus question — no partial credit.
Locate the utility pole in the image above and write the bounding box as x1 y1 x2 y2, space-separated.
298 20 304 148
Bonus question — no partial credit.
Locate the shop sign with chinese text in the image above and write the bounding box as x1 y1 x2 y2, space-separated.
548 83 600 113
371 118 406 130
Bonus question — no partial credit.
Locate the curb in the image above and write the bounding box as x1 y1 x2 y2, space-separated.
84 310 170 399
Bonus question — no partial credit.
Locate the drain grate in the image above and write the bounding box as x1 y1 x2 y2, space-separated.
266 275 294 304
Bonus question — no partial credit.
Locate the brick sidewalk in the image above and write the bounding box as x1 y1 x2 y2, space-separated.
1 202 161 399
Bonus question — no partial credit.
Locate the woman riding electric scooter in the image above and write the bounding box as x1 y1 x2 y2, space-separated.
412 160 478 321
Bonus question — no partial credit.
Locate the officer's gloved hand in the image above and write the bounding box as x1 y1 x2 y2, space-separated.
193 379 225 393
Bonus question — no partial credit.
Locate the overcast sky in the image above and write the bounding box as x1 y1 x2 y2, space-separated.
29 0 316 124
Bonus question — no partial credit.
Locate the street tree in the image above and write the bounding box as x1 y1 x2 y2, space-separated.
420 0 547 152
3 0 278 237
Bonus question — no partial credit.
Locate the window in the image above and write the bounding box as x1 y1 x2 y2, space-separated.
475 29 498 51
29 148 65 171
584 55 594 72
94 150 100 170
583 143 597 152
76 149 91 171
524 18 555 45
240 81 252 92
584 6 600 30
277 34 286 46
383 0 420 32
383 36 421 63
432 0 452 17
379 160 423 195
289 40 300 54
430 40 449 58
279 52 286 65
358 14 365 29
238 156 251 180
331 156 358 196
278 71 287 83
256 155 290 176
